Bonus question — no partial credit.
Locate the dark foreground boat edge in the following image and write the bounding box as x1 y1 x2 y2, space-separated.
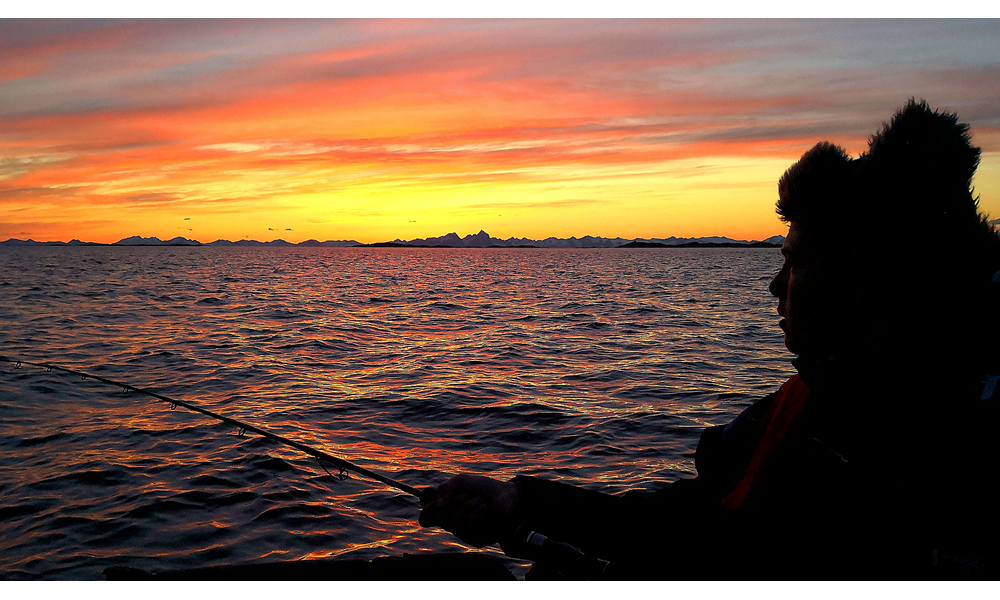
103 552 517 581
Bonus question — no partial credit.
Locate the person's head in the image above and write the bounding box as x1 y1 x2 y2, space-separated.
769 99 1000 365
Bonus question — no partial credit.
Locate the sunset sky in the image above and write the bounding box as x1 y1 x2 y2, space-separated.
2 18 1000 244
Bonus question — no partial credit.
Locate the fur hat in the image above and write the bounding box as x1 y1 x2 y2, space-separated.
853 98 982 231
776 141 853 229
777 99 991 249
862 99 980 191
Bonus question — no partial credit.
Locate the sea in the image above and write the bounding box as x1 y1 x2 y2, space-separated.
0 245 793 580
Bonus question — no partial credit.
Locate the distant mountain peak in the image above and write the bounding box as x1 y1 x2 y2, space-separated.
114 236 201 246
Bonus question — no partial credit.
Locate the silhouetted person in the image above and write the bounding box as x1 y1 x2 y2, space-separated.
418 100 1000 579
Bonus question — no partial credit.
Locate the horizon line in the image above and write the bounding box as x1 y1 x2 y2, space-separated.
2 230 787 247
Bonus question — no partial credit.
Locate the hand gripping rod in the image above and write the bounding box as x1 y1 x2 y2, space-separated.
0 355 422 498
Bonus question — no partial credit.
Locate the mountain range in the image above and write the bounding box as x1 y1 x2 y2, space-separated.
2 230 785 248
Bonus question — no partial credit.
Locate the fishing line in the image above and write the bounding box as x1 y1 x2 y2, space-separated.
0 354 422 498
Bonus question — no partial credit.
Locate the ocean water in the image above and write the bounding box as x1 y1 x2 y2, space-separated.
0 246 793 579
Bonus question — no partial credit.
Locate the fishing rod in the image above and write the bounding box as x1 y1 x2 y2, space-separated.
2 354 616 578
0 354 422 498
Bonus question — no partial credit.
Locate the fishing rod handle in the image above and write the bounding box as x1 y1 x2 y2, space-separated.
500 526 609 580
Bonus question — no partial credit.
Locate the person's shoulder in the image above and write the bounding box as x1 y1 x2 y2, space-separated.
693 385 786 483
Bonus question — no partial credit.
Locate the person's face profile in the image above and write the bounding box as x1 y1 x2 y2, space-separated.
770 223 831 356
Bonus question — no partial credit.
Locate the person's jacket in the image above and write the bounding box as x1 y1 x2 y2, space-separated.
504 355 1000 579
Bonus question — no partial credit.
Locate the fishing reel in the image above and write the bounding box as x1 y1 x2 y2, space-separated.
500 526 609 580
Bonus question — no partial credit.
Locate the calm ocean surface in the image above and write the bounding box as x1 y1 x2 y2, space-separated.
0 246 793 579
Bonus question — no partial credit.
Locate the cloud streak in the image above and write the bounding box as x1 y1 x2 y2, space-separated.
2 19 999 243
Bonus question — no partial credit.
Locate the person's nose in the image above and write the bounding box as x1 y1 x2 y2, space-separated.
769 263 788 299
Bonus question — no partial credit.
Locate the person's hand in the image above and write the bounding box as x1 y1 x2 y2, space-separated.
418 474 520 548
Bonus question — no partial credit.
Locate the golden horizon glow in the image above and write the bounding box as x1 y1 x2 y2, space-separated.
2 20 1000 244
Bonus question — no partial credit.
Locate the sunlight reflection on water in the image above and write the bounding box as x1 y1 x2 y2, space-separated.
0 246 793 579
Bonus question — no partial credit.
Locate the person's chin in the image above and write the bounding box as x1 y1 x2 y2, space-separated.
779 320 794 352
781 327 800 354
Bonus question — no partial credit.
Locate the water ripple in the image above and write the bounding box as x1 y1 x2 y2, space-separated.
0 246 792 579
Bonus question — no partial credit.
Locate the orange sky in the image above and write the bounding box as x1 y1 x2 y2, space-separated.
2 19 1000 244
